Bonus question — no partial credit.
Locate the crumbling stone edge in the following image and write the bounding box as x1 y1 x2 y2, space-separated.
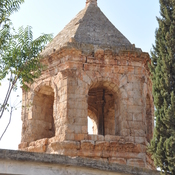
0 149 159 175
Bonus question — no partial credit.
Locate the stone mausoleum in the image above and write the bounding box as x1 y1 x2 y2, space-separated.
19 0 155 170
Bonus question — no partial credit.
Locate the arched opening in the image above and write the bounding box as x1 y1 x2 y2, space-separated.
146 94 153 142
88 84 116 136
32 85 55 140
88 109 98 134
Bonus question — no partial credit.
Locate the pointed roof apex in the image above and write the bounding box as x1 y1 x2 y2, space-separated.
86 0 97 6
41 2 138 57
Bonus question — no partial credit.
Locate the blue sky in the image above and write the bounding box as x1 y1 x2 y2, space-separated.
0 0 160 149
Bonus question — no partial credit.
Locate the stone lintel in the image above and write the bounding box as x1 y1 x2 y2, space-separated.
42 46 150 72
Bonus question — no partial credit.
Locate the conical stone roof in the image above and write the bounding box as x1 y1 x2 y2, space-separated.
42 1 134 57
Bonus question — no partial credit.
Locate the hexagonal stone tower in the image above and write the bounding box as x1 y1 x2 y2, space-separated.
19 0 155 170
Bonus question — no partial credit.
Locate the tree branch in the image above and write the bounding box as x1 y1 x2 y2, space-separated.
0 74 18 119
0 106 13 141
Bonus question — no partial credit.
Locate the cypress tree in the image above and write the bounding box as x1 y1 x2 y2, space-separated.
149 0 175 174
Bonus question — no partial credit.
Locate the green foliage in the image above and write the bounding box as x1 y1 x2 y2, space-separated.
0 26 52 89
0 0 24 53
0 0 52 132
0 26 52 120
148 0 175 174
0 0 24 24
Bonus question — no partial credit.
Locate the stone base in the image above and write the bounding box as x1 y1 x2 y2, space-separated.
19 135 155 170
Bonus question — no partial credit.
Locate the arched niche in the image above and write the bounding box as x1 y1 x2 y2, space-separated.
87 81 119 136
32 85 55 140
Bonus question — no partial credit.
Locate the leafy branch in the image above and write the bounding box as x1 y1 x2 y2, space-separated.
0 1 53 141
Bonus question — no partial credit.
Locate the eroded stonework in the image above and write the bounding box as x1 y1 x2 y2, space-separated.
19 1 155 171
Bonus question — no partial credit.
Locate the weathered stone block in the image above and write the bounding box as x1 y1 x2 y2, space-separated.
82 126 88 134
35 138 48 146
127 105 143 113
120 129 130 136
131 130 146 137
74 126 82 134
133 113 143 121
105 135 121 141
95 141 110 151
87 134 98 141
75 118 87 125
127 158 145 168
124 82 133 91
135 137 145 144
134 67 144 75
119 75 127 87
28 145 46 153
97 135 105 141
18 142 28 149
122 112 133 121
28 112 33 120
81 140 95 150
75 134 88 141
51 141 80 151
65 133 75 141
109 158 127 164
128 121 145 130
48 136 60 144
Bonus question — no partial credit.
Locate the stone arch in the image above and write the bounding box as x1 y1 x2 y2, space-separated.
146 94 153 142
74 70 122 136
34 80 55 93
87 80 120 136
31 85 55 140
76 69 119 97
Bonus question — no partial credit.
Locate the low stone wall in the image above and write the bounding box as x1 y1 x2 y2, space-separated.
0 149 159 175
19 136 155 169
